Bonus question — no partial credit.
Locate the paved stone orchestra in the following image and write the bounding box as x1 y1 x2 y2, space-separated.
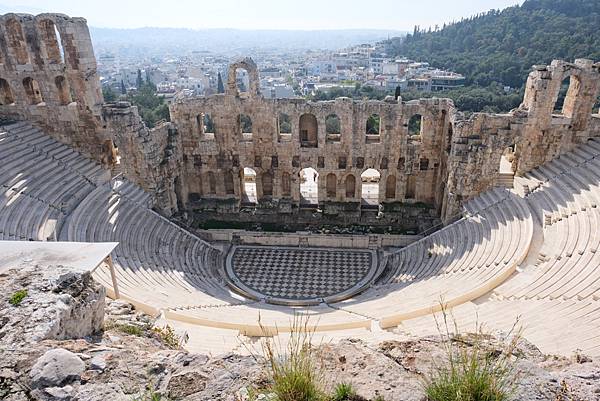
228 246 374 300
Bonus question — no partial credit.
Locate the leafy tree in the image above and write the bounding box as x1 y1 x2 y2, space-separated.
127 80 170 128
102 85 117 102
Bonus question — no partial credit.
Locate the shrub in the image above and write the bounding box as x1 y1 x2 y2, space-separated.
151 325 187 350
105 321 147 337
131 386 170 401
8 289 27 306
332 382 356 400
260 315 325 401
423 304 521 401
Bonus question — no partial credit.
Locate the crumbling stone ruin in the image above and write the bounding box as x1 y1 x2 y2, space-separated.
0 13 598 229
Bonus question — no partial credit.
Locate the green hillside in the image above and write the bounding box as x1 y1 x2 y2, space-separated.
385 0 600 89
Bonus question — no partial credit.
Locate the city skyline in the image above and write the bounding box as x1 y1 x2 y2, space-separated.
0 0 523 31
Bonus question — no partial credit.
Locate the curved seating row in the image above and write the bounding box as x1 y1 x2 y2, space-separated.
0 122 108 241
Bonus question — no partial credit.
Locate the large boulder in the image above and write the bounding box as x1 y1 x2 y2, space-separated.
29 348 85 389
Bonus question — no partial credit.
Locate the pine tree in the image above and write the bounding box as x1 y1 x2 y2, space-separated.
394 85 401 100
136 69 143 89
120 80 126 95
217 72 225 94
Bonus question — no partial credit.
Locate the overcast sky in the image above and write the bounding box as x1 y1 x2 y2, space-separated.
0 0 523 30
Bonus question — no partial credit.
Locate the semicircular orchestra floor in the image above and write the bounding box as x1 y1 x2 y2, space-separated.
225 245 379 306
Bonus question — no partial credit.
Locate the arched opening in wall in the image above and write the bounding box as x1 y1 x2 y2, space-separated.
6 18 29 65
238 114 252 140
262 172 273 197
278 112 291 141
554 75 580 118
54 76 71 105
207 171 217 195
203 113 215 137
385 175 396 199
366 114 381 143
326 173 337 199
235 68 249 94
22 77 43 105
361 168 381 206
446 124 453 153
408 114 423 140
242 167 257 204
345 174 356 199
224 171 235 195
299 167 318 205
281 172 291 197
0 79 15 105
496 145 516 188
299 113 318 148
39 19 65 64
326 114 341 142
405 175 416 199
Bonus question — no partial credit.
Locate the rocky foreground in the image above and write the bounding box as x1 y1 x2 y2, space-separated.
1 265 600 401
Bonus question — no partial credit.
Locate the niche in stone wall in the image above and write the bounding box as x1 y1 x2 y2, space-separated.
385 175 396 199
281 172 291 197
345 174 356 199
6 18 29 65
55 76 71 105
224 171 235 195
405 175 416 199
326 173 337 199
299 113 318 148
326 114 341 143
23 77 43 104
0 79 15 105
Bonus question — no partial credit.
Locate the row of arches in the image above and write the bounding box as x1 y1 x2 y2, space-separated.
0 75 73 106
197 168 410 206
194 112 426 144
2 17 66 66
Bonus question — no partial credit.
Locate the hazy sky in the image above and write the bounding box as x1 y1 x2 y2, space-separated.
0 0 523 30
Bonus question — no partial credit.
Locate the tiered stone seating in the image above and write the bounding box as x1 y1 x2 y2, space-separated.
64 180 244 315
0 122 109 241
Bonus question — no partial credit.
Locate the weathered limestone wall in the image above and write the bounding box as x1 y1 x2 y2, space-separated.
0 13 113 164
102 102 182 214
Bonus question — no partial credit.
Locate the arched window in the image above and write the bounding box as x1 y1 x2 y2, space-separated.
239 114 252 139
299 167 318 205
345 174 356 199
299 113 318 148
326 114 341 142
326 173 337 199
196 114 202 135
366 114 380 135
242 167 257 203
38 19 64 64
361 168 381 206
6 18 29 65
207 171 216 194
23 77 43 104
55 76 71 105
554 75 580 118
281 172 291 197
262 172 273 197
406 175 416 199
224 171 235 195
0 79 15 105
408 114 423 139
385 175 396 199
203 113 215 135
235 68 249 94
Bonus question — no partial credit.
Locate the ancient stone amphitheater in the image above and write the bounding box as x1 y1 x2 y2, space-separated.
1 13 600 357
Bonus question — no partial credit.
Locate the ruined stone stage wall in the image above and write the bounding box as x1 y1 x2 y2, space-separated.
0 13 113 164
1 14 599 230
